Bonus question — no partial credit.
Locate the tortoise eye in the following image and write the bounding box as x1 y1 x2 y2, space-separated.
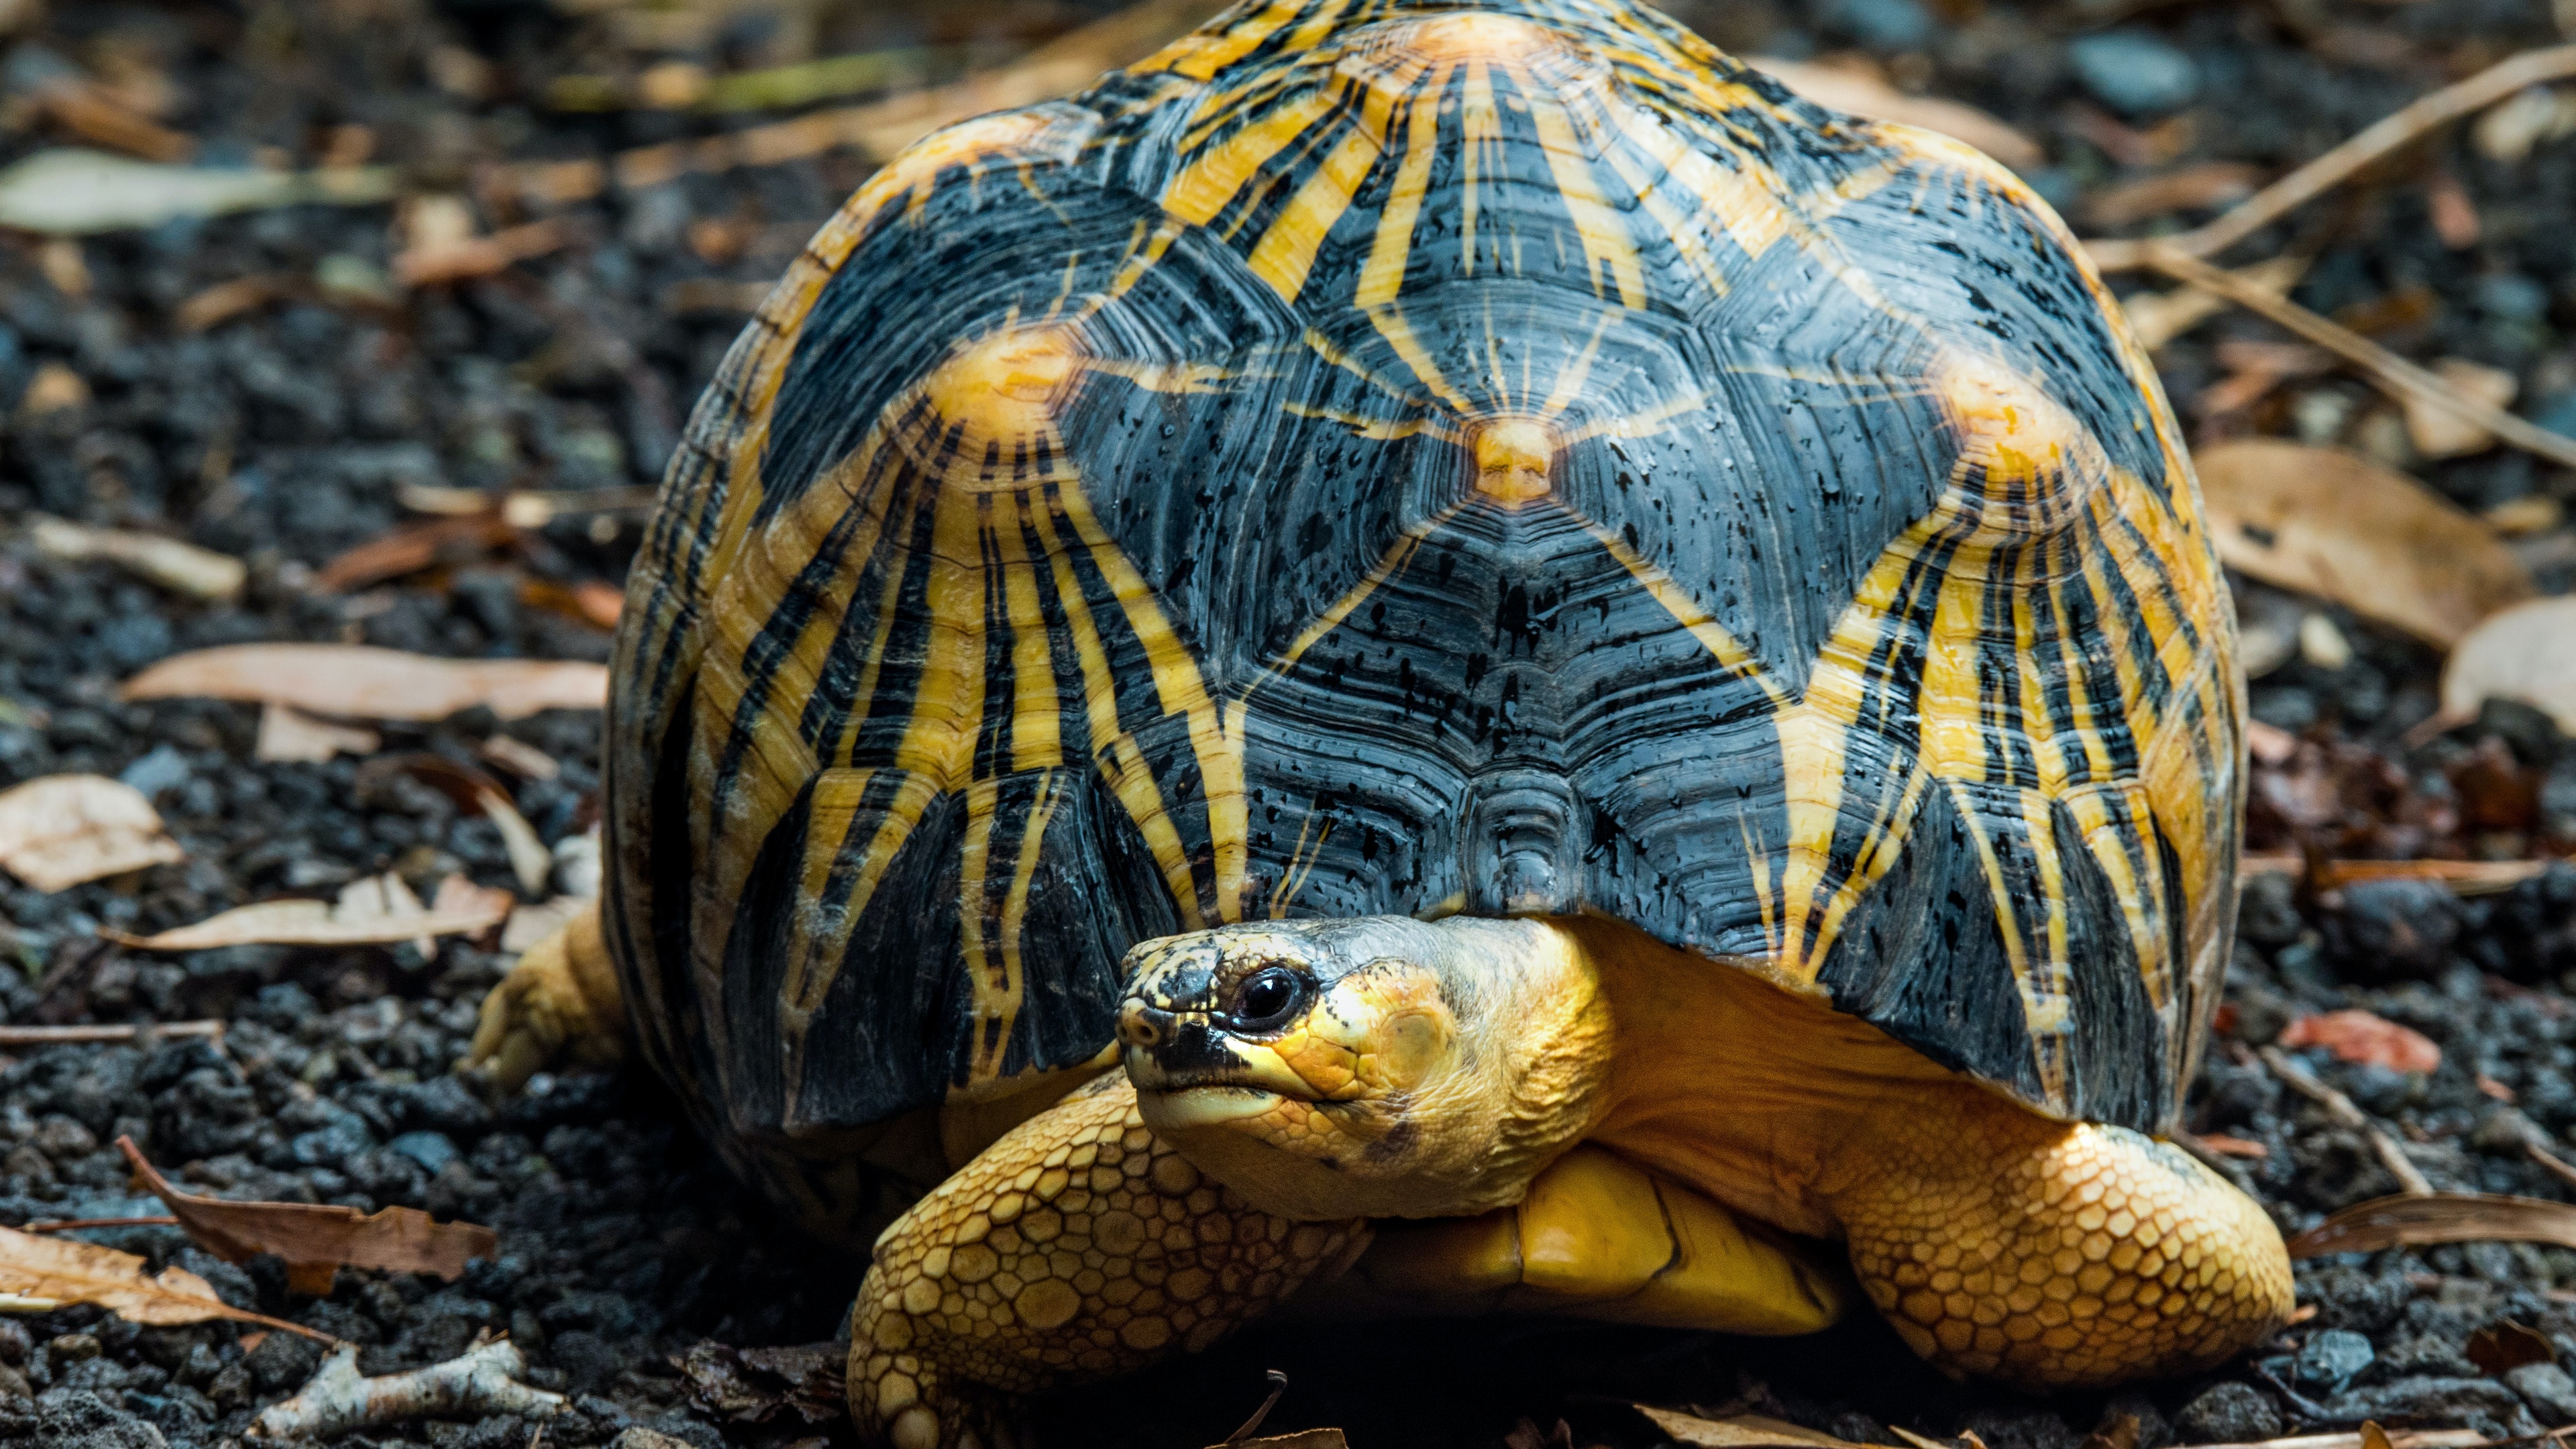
1225 967 1307 1032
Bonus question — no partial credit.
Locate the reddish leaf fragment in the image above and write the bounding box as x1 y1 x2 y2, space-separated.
2279 1010 2442 1073
119 1138 496 1293
2465 1320 2555 1375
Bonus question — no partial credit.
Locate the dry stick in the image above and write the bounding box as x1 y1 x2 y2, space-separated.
2088 44 2576 273
2142 244 2576 472
21 1217 179 1233
0 1021 223 1046
2530 1142 2576 1192
2259 1045 2436 1197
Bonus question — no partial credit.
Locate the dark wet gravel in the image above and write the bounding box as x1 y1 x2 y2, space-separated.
7 0 2576 1446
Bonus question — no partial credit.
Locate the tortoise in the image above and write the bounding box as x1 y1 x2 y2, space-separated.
468 0 2295 1442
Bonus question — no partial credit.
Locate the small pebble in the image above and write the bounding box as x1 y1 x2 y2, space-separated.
1829 0 1933 50
2296 1329 2377 1393
2067 32 2200 116
2507 1362 2576 1426
2175 1383 2282 1443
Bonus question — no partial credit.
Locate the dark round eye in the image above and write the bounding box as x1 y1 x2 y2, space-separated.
1226 967 1306 1032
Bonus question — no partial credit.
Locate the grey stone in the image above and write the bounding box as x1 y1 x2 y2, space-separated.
2175 1383 2280 1444
2068 32 2200 117
2507 1363 2576 1426
2294 1329 2375 1393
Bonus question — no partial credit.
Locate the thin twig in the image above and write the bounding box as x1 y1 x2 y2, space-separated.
21 1217 180 1233
2087 44 2576 272
0 1020 223 1046
2259 1045 2436 1196
2141 244 2576 472
2530 1142 2576 1192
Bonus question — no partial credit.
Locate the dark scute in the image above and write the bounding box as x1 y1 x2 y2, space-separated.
790 782 965 1132
718 773 824 1136
2058 798 2164 1127
639 670 705 1087
1818 782 2039 1102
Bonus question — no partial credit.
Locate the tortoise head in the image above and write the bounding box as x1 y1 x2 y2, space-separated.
1116 916 1611 1220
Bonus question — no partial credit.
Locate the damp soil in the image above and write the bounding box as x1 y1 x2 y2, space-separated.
4 0 2576 1446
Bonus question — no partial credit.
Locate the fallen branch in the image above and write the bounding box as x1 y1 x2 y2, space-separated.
2140 245 2576 472
2290 1193 2576 1258
2087 44 2576 272
249 1340 564 1440
2259 1046 2436 1197
0 1021 221 1046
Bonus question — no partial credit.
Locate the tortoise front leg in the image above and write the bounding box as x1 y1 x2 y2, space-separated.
849 1072 1367 1449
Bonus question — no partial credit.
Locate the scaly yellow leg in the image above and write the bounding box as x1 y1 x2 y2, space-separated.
1298 1144 1845 1334
1833 1091 2293 1389
849 1073 1366 1449
462 902 627 1091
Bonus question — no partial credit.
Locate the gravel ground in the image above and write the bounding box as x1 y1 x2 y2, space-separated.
5 0 2576 1446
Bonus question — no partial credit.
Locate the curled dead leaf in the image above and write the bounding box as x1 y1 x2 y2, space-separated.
2288 1193 2576 1258
120 1138 498 1295
2194 440 2535 647
254 702 379 763
28 515 246 600
105 871 508 951
2465 1320 2556 1375
1634 1409 1876 1449
0 773 184 892
122 643 607 721
1746 57 2042 170
358 755 553 896
2278 1010 2443 1073
0 1221 330 1340
2443 596 2576 735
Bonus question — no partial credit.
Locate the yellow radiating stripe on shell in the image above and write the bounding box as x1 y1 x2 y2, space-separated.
889 469 992 785
778 768 943 1035
1458 55 1499 277
994 492 1065 773
1030 500 1207 932
958 777 1002 1078
1051 482 1250 923
1166 88 1340 230
986 773 1068 1079
1354 58 1445 309
1525 72 1644 308
1151 0 1308 82
1245 100 1389 303
1581 521 1784 710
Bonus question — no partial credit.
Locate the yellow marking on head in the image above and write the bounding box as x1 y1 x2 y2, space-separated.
1471 415 1558 506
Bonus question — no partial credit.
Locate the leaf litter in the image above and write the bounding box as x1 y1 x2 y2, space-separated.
0 773 184 892
104 870 510 951
0 1222 329 1342
121 643 608 720
115 1138 497 1297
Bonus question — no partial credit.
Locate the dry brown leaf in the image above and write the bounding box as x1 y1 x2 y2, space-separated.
358 755 553 896
2196 1133 2271 1160
0 773 184 892
2443 596 2576 735
313 514 518 593
122 643 608 721
28 515 245 600
392 217 572 288
2288 1193 2576 1258
478 734 559 782
2238 853 2563 896
120 1138 498 1295
254 702 379 763
2194 440 2535 647
2465 1320 2556 1374
0 1220 329 1340
105 871 509 952
2404 358 2517 458
2189 1432 2480 1449
2278 1010 2442 1073
1636 1409 1876 1449
1746 57 2041 169
502 895 591 953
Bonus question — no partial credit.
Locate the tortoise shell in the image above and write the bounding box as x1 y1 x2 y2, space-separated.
601 0 2242 1230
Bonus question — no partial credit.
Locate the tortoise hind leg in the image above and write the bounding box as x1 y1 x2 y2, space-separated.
461 902 627 1092
851 1073 1365 1449
1831 1084 2293 1389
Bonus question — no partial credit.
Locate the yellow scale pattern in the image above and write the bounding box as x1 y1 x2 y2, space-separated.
851 1074 1362 1448
1839 1108 2292 1389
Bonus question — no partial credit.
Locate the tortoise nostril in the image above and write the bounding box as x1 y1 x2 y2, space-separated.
1118 998 1175 1049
